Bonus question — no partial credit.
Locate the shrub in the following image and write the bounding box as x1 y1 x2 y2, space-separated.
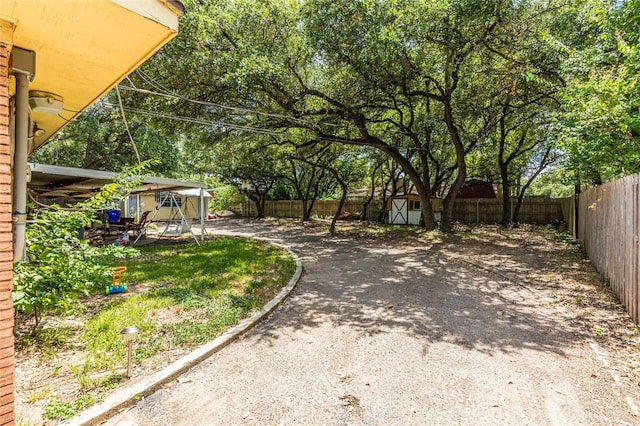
13 163 152 334
209 184 244 212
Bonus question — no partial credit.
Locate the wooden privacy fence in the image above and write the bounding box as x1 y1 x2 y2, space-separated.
452 197 564 224
234 197 564 224
235 199 384 221
577 174 640 324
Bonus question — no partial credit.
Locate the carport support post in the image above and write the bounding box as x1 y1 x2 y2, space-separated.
12 71 30 262
199 188 204 242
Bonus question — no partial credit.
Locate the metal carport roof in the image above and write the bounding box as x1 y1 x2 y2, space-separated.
28 163 206 200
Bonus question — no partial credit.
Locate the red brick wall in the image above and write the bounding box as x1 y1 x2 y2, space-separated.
0 43 14 425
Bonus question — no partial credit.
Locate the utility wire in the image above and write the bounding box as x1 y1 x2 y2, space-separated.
115 86 141 165
115 72 423 147
102 102 286 136
106 97 428 153
117 84 351 130
125 69 355 130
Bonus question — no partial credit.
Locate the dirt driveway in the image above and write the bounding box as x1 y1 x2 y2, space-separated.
105 220 639 425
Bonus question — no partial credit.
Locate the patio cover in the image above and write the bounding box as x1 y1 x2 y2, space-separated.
27 162 206 199
2 0 184 153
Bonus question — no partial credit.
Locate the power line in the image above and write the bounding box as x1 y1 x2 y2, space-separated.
112 72 422 145
115 85 141 165
122 70 355 130
117 84 350 130
134 70 290 119
102 102 421 154
101 102 287 136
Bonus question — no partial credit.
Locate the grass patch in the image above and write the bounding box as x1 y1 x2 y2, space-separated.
18 237 295 424
80 238 295 368
43 392 101 421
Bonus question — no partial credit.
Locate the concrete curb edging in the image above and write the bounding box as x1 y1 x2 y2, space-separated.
66 237 303 426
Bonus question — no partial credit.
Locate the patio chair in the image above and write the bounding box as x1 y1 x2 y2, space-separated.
126 210 151 236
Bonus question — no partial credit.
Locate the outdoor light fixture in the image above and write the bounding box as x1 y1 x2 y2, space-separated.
120 326 140 379
28 90 64 115
33 123 45 137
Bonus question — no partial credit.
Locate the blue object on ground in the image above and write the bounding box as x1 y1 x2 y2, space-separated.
108 284 127 294
106 209 120 223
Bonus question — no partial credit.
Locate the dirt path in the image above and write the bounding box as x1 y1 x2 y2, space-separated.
104 220 639 425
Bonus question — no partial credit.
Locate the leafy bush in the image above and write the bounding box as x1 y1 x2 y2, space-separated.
209 184 244 212
13 208 138 333
13 163 152 334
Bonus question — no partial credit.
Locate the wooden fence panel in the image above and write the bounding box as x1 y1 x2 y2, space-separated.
560 197 576 238
235 199 383 220
452 197 563 224
234 197 563 225
577 174 640 324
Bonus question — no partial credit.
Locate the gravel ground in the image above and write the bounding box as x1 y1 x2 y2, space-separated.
104 220 639 426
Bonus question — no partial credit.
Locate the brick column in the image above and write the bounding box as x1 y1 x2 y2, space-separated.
0 41 15 425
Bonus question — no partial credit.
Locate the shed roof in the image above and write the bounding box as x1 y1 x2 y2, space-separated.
28 162 205 199
457 180 497 199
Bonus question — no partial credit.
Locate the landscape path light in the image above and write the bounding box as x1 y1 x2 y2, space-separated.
120 326 140 379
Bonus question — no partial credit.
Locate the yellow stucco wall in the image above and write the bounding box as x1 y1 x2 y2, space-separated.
138 194 205 221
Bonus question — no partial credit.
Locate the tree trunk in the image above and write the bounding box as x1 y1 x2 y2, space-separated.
330 180 348 234
513 191 524 224
32 307 41 336
362 193 373 221
499 165 511 227
440 98 467 232
247 192 266 218
362 162 382 221
303 198 316 221
301 199 311 221
378 167 401 223
498 111 522 228
513 146 554 224
258 193 267 219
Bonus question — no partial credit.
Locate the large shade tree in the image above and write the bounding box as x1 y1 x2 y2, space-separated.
559 0 640 186
135 0 569 231
34 0 640 229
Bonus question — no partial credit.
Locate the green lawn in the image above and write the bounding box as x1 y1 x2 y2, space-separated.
84 237 296 370
20 236 296 422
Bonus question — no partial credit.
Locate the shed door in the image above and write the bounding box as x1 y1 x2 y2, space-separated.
390 199 408 224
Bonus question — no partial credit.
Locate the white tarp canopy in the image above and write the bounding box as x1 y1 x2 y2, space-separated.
175 188 212 198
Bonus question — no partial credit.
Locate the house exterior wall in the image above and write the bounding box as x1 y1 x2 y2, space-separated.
139 194 205 221
1 3 183 422
0 39 15 425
